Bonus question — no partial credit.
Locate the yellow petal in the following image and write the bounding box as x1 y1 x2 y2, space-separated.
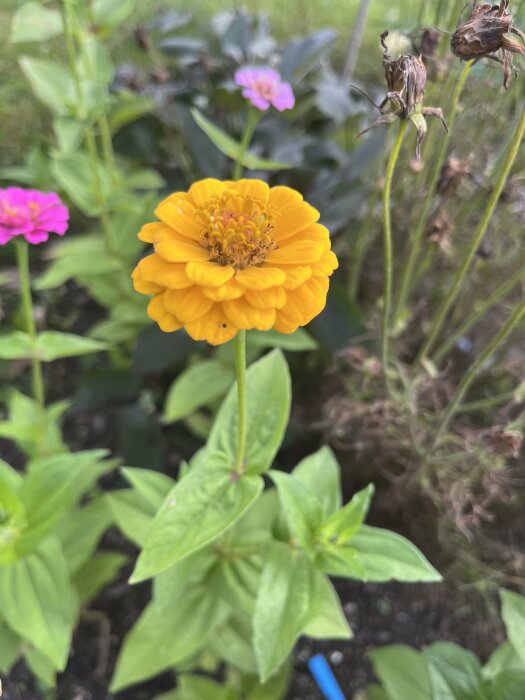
269 185 303 209
273 316 299 334
164 286 213 323
202 279 246 301
283 223 331 247
138 254 192 289
223 297 276 330
281 265 312 289
276 276 329 326
155 199 202 241
310 250 339 276
235 266 286 290
186 261 235 287
157 191 192 207
138 222 165 243
232 179 270 202
244 286 287 310
271 194 320 241
147 294 182 332
154 229 210 263
266 240 326 265
185 304 237 346
188 179 227 207
132 267 164 295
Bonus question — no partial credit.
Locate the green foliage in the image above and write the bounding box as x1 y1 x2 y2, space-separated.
0 330 107 361
365 590 525 700
0 451 119 683
10 3 63 43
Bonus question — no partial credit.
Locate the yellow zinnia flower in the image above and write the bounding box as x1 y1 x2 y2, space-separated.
132 178 338 345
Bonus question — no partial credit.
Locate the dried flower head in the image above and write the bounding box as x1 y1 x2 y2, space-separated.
427 207 455 254
438 157 471 197
451 0 525 88
132 179 337 345
354 31 447 158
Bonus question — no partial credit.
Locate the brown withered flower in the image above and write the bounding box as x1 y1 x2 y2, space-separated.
438 156 471 197
354 31 447 158
451 0 525 88
427 208 455 254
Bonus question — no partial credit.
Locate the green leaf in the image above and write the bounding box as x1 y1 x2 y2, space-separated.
127 169 166 191
121 467 175 511
0 539 73 670
370 645 432 700
0 620 21 673
108 93 154 134
485 670 525 700
208 350 291 474
484 642 524 678
253 544 321 682
57 498 113 574
77 36 114 87
35 235 123 290
320 484 374 543
36 331 107 361
0 391 66 458
111 586 222 691
269 471 323 552
210 617 257 673
0 473 26 564
191 109 291 171
164 360 234 423
303 575 352 640
0 331 32 360
25 645 56 687
106 490 153 547
247 662 292 700
92 0 136 32
19 57 73 115
54 116 85 152
50 151 112 215
11 3 63 43
292 446 341 517
177 675 239 700
500 589 525 665
72 551 127 604
131 456 264 581
423 642 483 700
322 526 441 582
248 328 318 352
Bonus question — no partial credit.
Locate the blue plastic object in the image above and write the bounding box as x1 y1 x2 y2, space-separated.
307 653 346 700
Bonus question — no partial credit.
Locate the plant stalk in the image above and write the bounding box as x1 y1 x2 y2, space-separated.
433 261 525 363
381 119 408 385
234 330 247 474
416 108 525 363
430 300 525 451
15 240 45 409
394 62 472 323
232 108 260 180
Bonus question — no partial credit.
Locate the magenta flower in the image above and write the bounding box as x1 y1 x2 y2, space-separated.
0 187 69 245
234 67 295 112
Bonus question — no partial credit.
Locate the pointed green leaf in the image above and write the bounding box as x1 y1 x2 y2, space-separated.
0 620 21 673
269 470 323 552
208 350 291 474
303 575 352 640
0 332 32 360
484 642 524 678
423 642 483 700
19 57 73 115
292 446 341 517
57 498 113 573
131 456 263 581
320 484 374 543
253 544 321 682
121 467 175 511
36 331 108 361
248 328 318 352
11 2 63 43
191 109 291 171
72 551 127 604
500 589 525 665
0 539 73 670
370 645 432 700
164 360 234 423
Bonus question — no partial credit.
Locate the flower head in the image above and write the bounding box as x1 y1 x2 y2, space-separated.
132 179 338 345
451 0 525 89
234 67 295 112
0 187 69 245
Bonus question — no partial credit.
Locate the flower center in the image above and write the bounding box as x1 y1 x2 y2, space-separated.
199 193 278 270
254 77 277 99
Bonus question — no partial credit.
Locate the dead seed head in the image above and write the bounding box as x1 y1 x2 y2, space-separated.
438 157 470 197
451 0 525 88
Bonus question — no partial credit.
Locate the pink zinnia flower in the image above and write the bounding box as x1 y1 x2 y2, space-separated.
234 67 295 112
0 187 69 245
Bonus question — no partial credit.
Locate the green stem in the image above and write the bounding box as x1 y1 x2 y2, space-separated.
232 108 260 180
381 119 407 384
455 391 517 414
416 107 525 364
15 240 45 408
394 62 472 323
348 188 379 304
98 115 116 175
234 330 247 474
430 300 525 451
433 261 525 363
